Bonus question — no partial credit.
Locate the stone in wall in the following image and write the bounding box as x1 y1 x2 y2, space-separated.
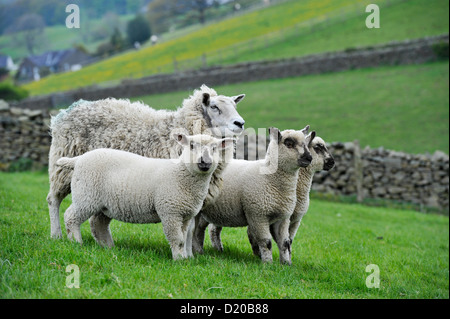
0 100 51 170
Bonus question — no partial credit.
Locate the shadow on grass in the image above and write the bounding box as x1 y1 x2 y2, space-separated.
78 233 263 265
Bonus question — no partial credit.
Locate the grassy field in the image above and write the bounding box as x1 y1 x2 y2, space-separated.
0 171 448 299
216 0 450 65
130 62 449 155
22 0 449 96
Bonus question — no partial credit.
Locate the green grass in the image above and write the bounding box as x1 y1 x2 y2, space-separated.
22 0 449 96
131 62 449 155
214 0 450 65
0 171 448 299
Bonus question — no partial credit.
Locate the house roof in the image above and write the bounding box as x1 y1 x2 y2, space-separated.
25 48 84 68
0 54 10 68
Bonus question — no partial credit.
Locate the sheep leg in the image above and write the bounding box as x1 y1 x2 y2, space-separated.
273 219 292 266
247 223 273 263
64 204 83 244
269 223 279 245
209 224 224 252
289 220 302 245
89 213 114 248
160 215 188 260
192 214 208 254
47 160 72 239
184 217 195 258
47 190 64 239
247 228 261 258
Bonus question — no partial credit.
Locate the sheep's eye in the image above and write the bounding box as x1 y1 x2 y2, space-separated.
190 142 194 150
284 140 294 148
212 145 217 152
210 105 221 113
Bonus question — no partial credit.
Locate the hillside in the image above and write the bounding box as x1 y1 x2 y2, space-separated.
22 0 449 96
132 62 449 155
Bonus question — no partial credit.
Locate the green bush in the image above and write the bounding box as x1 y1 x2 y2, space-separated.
0 82 29 101
8 158 34 172
126 14 151 45
432 41 449 60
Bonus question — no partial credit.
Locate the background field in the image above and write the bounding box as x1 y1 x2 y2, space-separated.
130 61 449 155
0 172 448 298
22 0 449 96
1 0 448 301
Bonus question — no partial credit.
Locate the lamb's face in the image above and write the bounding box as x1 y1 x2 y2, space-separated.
269 128 313 171
202 93 246 137
309 136 335 172
174 133 234 175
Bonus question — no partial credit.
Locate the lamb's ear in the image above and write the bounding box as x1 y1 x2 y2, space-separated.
172 133 189 146
301 125 310 135
232 94 245 105
269 127 282 144
306 131 316 147
202 93 210 107
217 137 235 150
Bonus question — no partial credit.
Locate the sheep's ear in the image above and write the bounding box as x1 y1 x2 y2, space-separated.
301 125 310 135
202 93 210 107
306 131 316 147
232 94 245 105
269 127 282 144
217 138 235 150
172 133 189 146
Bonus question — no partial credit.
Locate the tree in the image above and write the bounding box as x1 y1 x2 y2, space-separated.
6 13 47 55
147 0 182 34
126 14 151 45
191 0 208 25
110 27 126 52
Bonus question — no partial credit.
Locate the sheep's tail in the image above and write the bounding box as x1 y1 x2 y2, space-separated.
55 157 78 170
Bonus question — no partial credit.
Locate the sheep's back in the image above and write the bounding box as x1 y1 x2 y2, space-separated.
50 99 178 160
71 149 174 223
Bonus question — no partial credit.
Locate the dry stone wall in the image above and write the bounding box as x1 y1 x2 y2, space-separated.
0 101 53 169
236 134 449 211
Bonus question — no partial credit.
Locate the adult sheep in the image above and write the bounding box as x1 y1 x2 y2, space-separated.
47 84 245 239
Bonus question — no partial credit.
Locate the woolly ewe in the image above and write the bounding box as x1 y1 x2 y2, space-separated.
47 85 245 239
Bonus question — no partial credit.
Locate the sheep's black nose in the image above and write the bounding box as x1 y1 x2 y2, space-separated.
233 120 245 129
298 153 312 167
324 157 335 171
198 162 211 172
198 157 212 171
303 153 312 162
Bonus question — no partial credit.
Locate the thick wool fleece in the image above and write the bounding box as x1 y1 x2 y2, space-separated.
47 85 235 239
59 135 222 260
194 129 311 265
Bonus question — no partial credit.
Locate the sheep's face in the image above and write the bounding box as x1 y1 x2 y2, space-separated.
309 136 335 172
202 93 246 137
268 127 313 172
173 133 234 175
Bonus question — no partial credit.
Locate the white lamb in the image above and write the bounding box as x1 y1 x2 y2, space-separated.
193 127 314 265
206 130 335 261
47 84 246 239
261 131 335 260
56 133 234 260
